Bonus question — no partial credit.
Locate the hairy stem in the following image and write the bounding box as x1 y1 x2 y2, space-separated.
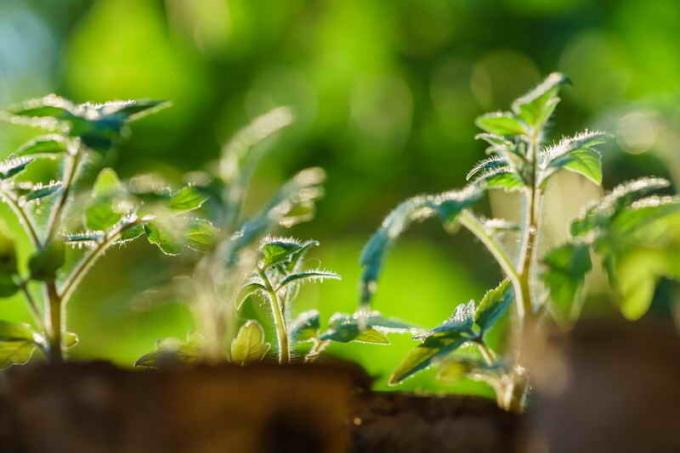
0 189 40 247
458 210 525 315
305 339 330 363
60 221 138 307
259 269 289 363
44 148 81 245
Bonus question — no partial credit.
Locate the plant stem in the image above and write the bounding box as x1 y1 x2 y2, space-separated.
305 339 330 363
45 281 63 362
0 189 41 247
458 210 525 316
259 269 289 363
59 221 137 307
19 282 45 330
44 148 80 245
476 340 496 365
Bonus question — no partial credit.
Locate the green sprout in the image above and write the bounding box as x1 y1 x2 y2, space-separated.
0 95 207 366
136 107 339 366
315 73 680 411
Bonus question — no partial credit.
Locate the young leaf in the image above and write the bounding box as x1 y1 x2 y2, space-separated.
0 320 39 369
475 112 527 136
571 177 671 237
6 94 76 121
168 187 207 213
540 131 607 186
512 72 569 128
85 202 122 231
290 310 321 343
318 312 411 344
389 334 469 385
15 135 67 158
0 157 33 179
360 186 482 306
542 243 592 322
427 301 476 338
15 182 63 203
278 270 340 289
135 338 198 368
259 238 318 269
185 218 218 251
29 240 65 281
474 280 512 334
230 320 270 364
144 221 183 256
92 168 124 197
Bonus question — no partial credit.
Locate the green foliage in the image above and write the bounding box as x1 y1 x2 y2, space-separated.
542 243 592 322
230 320 270 365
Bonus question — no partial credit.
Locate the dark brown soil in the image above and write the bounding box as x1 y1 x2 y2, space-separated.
351 391 519 453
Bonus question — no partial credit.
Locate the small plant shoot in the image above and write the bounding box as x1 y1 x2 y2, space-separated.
321 73 680 411
0 95 211 366
136 108 340 366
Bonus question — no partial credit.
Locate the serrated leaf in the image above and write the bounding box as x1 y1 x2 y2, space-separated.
259 238 317 269
6 95 76 121
389 335 468 385
15 182 62 202
360 186 482 306
541 131 606 186
278 270 340 288
319 312 411 344
0 157 33 179
230 320 270 364
99 100 169 122
571 177 671 237
290 310 321 343
512 72 569 127
472 166 525 192
168 186 207 213
15 135 67 157
427 301 476 338
542 242 592 322
29 240 65 281
118 223 145 243
474 280 512 334
475 112 527 136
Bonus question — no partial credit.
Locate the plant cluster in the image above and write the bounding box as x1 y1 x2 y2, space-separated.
314 73 680 411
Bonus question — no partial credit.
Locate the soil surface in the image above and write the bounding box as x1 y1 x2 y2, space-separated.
351 391 519 453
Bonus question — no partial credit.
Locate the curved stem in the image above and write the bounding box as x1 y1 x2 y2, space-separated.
259 269 289 364
476 340 497 365
0 188 40 247
458 210 525 316
59 221 137 306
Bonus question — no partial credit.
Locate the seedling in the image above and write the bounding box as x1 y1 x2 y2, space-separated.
137 108 339 366
0 95 210 367
320 73 680 411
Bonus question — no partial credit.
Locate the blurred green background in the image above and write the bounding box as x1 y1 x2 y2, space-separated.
1 0 680 395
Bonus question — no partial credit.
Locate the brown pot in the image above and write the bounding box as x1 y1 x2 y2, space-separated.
524 320 680 452
0 360 520 453
0 361 366 453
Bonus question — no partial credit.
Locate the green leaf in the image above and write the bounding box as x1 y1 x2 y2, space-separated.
512 72 569 127
360 186 482 306
85 201 122 231
389 334 468 385
475 112 527 136
290 310 321 343
319 311 412 344
185 218 218 251
436 356 503 384
98 100 169 122
92 168 123 198
571 177 671 237
0 157 33 179
135 338 198 368
541 131 607 186
474 280 512 334
64 332 79 349
144 221 182 256
29 240 65 281
168 186 207 213
259 238 318 269
6 94 76 121
0 274 19 298
15 182 62 202
230 320 270 364
0 320 38 369
542 243 592 322
428 301 476 338
472 166 525 192
0 229 18 275
15 135 67 157
118 223 145 243
278 270 340 288
609 196 680 238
